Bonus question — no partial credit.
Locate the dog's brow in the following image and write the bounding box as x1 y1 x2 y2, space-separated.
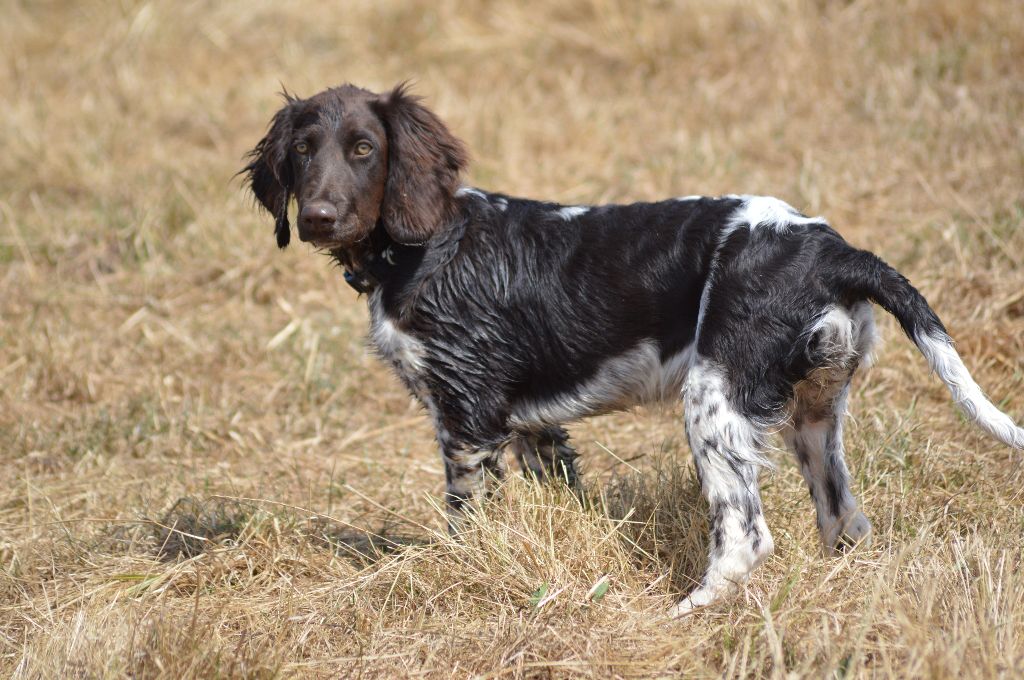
322 106 344 129
293 100 346 133
318 99 345 130
293 110 324 131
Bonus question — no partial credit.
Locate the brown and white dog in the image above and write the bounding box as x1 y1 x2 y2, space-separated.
244 83 1024 614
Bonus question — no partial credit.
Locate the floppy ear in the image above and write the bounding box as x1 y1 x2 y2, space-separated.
374 84 468 244
243 96 298 248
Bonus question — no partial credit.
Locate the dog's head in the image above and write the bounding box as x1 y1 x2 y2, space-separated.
244 83 468 250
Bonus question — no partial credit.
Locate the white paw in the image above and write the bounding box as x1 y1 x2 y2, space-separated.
669 585 722 618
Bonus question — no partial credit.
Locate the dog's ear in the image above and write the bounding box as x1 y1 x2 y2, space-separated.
374 84 468 244
244 96 299 248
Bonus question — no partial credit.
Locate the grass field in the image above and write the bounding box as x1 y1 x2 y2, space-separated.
2 0 1023 677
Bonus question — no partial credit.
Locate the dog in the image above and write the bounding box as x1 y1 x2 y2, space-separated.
244 83 1024 615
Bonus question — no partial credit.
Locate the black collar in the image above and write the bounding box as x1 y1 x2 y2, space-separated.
341 240 417 295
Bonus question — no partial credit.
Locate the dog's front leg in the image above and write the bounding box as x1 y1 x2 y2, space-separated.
511 426 582 493
439 440 506 533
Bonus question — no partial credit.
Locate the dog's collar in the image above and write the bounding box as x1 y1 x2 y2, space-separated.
343 267 376 294
342 243 403 294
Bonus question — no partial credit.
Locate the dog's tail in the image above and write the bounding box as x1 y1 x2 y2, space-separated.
834 246 1023 449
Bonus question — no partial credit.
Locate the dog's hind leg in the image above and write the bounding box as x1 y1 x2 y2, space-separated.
783 304 875 553
510 426 581 492
672 356 774 616
782 387 871 554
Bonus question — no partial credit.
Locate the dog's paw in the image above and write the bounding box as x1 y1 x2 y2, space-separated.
823 510 872 555
668 586 721 618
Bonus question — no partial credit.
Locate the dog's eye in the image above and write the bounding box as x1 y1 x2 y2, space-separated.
353 141 373 157
294 141 309 155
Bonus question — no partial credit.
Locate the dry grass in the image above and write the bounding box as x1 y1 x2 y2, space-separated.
2 0 1023 677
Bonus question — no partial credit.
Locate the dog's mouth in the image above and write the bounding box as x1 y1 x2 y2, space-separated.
303 213 364 251
310 238 349 250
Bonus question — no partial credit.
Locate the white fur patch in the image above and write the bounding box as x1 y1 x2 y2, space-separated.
915 331 1024 449
683 359 773 472
849 302 878 368
805 303 876 366
457 186 508 212
675 195 704 202
371 323 425 375
727 195 825 232
455 186 487 200
806 307 855 348
805 306 854 366
509 342 694 428
368 292 427 378
555 205 589 221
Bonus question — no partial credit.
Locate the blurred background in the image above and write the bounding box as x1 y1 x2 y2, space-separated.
1 1 1022 677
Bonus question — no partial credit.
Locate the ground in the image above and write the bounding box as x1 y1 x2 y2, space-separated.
1 0 1023 677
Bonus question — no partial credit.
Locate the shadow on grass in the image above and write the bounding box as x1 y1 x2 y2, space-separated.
155 496 253 560
152 458 709 596
597 455 710 598
153 495 432 565
307 519 433 565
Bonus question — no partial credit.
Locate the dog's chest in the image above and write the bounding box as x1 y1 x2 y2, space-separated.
368 292 430 397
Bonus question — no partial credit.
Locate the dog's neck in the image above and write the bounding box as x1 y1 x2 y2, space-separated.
333 211 470 320
331 225 425 298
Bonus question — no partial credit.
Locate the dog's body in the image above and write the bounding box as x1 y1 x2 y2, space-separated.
245 84 1024 614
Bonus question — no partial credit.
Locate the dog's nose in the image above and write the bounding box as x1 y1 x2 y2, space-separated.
299 202 338 235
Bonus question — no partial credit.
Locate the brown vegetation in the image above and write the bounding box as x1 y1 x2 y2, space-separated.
1 0 1022 677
